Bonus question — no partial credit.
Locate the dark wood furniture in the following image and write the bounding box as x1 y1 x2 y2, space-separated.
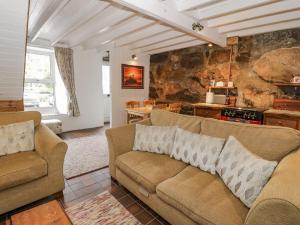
193 103 225 119
264 109 300 130
10 200 72 225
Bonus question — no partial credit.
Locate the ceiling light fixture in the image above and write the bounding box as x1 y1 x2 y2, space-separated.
208 43 213 47
192 22 204 32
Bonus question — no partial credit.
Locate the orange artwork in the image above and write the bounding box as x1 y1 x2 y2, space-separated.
121 64 144 89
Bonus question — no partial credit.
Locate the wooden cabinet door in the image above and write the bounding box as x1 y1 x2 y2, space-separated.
264 116 298 129
194 107 221 119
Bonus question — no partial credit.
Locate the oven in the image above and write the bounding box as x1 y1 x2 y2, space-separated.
220 107 265 125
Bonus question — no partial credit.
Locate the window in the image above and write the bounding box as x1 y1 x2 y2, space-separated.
102 65 110 95
24 47 56 113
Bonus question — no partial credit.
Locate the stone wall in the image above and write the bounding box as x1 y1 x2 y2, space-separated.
149 28 300 108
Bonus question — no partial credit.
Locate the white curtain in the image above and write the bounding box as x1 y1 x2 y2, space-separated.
54 47 80 117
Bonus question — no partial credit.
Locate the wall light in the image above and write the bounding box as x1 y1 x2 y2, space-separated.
131 54 138 60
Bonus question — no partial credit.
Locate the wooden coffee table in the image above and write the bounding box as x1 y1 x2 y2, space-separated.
9 200 72 225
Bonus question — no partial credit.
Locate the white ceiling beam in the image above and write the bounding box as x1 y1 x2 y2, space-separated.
115 24 170 47
208 0 300 27
111 0 226 47
130 30 184 50
82 16 154 50
226 19 300 37
219 10 300 33
145 40 205 55
30 0 70 42
197 0 273 20
68 6 133 47
176 0 219 12
51 3 110 46
140 35 196 52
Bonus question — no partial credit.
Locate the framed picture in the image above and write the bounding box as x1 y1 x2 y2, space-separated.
121 64 144 89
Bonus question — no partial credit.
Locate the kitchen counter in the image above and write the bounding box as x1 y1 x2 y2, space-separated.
192 103 226 109
264 108 300 117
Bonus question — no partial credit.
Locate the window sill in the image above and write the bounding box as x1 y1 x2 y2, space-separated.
42 113 68 119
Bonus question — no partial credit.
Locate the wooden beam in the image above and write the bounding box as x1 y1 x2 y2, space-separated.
196 0 273 20
176 0 219 12
68 6 133 47
82 16 154 50
145 40 205 55
218 10 300 33
130 30 184 50
208 0 300 27
30 0 70 42
140 35 196 52
111 0 226 47
115 24 170 47
226 19 300 37
51 3 110 46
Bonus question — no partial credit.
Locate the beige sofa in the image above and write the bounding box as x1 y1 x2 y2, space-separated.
106 109 300 225
0 111 67 215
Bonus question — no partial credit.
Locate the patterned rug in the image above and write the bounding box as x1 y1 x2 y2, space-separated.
64 135 109 179
65 191 142 225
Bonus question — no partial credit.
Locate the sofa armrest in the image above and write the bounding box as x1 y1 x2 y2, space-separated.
105 119 151 178
35 124 68 175
245 148 300 225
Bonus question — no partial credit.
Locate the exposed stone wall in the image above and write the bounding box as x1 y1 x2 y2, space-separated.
150 28 300 108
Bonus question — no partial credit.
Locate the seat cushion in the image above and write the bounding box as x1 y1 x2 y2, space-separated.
116 151 187 193
150 109 202 133
201 118 300 161
157 166 249 225
0 151 47 191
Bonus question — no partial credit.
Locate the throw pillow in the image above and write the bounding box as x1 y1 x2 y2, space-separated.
0 120 35 156
216 136 278 208
133 124 177 155
171 128 225 174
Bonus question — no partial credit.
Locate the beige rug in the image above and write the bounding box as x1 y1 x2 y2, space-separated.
64 135 109 179
66 191 141 225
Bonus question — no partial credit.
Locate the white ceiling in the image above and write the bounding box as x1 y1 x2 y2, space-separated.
28 0 300 55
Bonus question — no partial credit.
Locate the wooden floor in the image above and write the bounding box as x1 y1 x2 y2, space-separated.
0 125 170 225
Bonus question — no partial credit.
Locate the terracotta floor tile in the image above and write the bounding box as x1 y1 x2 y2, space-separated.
147 219 164 225
126 203 144 215
118 195 136 208
135 210 155 224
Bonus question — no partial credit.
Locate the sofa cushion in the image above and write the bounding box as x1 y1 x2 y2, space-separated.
0 120 35 156
157 166 249 225
171 128 225 175
201 118 300 161
151 109 202 133
0 151 47 191
216 136 277 208
116 151 187 193
133 124 177 155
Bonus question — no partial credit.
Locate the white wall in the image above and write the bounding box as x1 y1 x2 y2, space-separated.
0 0 28 100
110 46 150 127
45 47 104 132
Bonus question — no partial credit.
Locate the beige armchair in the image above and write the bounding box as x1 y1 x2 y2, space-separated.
0 111 67 215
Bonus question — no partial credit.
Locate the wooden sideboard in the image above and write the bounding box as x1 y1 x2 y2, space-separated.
0 100 24 112
193 103 225 119
264 109 300 130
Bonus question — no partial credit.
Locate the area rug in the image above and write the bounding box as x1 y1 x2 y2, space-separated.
65 191 142 225
64 135 109 179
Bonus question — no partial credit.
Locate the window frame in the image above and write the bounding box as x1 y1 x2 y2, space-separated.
24 47 58 115
102 64 110 96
